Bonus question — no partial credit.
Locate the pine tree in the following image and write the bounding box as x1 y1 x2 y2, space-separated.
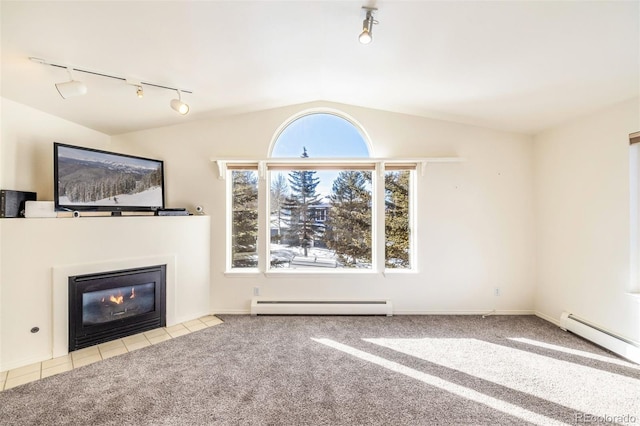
231 171 259 267
385 171 411 268
325 171 372 266
270 173 288 243
282 148 322 257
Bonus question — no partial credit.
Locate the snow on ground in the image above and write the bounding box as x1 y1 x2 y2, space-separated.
269 244 371 269
59 187 162 207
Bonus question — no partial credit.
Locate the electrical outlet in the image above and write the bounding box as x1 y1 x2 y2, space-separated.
494 287 501 297
253 287 260 296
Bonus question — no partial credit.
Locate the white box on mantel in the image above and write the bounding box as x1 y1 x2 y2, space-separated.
25 201 57 218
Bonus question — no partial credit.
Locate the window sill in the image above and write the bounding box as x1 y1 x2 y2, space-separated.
223 269 418 278
264 269 379 279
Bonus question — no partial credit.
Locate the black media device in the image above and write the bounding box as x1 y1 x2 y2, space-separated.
53 142 165 216
0 189 37 218
156 208 189 216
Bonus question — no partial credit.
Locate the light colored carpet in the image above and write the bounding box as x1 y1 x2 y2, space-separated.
0 315 638 425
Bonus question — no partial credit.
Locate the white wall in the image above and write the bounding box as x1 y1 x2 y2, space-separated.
112 101 536 315
0 99 211 371
534 97 640 342
0 98 111 371
0 98 111 199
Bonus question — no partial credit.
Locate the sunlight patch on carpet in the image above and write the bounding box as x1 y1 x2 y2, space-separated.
311 338 569 426
364 337 639 423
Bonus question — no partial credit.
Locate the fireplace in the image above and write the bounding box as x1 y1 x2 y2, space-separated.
68 265 166 351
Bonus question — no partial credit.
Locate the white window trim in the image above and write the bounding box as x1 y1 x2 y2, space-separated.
218 157 462 275
213 157 461 180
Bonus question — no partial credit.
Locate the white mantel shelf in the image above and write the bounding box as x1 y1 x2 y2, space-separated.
0 215 211 372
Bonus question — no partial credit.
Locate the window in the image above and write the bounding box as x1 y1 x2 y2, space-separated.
230 169 258 269
385 168 414 269
269 161 374 270
225 111 417 273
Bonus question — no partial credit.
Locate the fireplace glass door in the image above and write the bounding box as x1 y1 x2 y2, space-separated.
69 265 166 351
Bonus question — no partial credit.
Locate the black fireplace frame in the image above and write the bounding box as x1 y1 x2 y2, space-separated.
68 265 166 352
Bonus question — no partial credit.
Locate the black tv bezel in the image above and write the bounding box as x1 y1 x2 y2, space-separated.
53 142 165 213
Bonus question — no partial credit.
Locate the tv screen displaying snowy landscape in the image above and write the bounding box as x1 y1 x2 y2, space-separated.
54 143 164 212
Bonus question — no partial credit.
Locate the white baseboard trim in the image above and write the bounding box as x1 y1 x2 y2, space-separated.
1 353 50 373
172 310 214 327
211 309 536 316
535 310 640 364
211 309 250 315
534 311 560 326
394 310 535 315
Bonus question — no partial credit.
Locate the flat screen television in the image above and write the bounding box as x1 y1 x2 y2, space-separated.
54 142 165 214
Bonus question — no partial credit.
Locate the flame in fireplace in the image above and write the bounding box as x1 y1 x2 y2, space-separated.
110 293 124 304
106 288 136 305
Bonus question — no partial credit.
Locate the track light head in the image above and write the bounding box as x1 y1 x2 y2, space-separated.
32 57 193 115
126 79 144 98
170 90 189 115
55 68 87 99
170 99 189 115
55 80 88 99
359 7 378 45
359 26 372 44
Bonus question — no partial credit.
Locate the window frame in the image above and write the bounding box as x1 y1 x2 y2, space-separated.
226 165 260 274
266 162 377 273
384 167 417 272
217 158 459 275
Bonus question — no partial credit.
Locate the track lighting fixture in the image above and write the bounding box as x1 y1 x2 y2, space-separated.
55 68 87 99
30 57 192 115
126 79 145 99
359 7 378 45
170 90 189 115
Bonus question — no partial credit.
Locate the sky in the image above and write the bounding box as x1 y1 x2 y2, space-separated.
270 113 370 198
271 113 370 158
58 144 160 170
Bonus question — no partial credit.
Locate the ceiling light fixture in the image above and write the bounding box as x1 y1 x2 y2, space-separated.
55 67 87 99
126 79 145 99
170 90 189 115
30 57 192 114
359 7 378 45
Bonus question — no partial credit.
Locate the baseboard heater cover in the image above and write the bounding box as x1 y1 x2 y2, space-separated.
560 311 640 364
250 297 393 316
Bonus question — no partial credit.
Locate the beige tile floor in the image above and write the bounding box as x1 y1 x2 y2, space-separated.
0 315 223 392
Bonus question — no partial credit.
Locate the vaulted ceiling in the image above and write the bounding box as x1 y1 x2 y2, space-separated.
1 1 638 136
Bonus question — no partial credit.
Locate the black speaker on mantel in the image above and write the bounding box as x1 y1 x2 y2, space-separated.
0 190 37 218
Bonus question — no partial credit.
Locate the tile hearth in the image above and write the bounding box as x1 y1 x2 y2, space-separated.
0 315 223 392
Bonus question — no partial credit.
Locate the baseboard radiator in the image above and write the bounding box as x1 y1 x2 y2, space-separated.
250 297 393 316
560 311 640 364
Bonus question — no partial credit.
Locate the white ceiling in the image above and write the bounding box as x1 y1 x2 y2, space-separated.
1 0 638 136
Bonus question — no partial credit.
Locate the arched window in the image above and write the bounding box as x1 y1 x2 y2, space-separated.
271 113 371 158
223 110 416 273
